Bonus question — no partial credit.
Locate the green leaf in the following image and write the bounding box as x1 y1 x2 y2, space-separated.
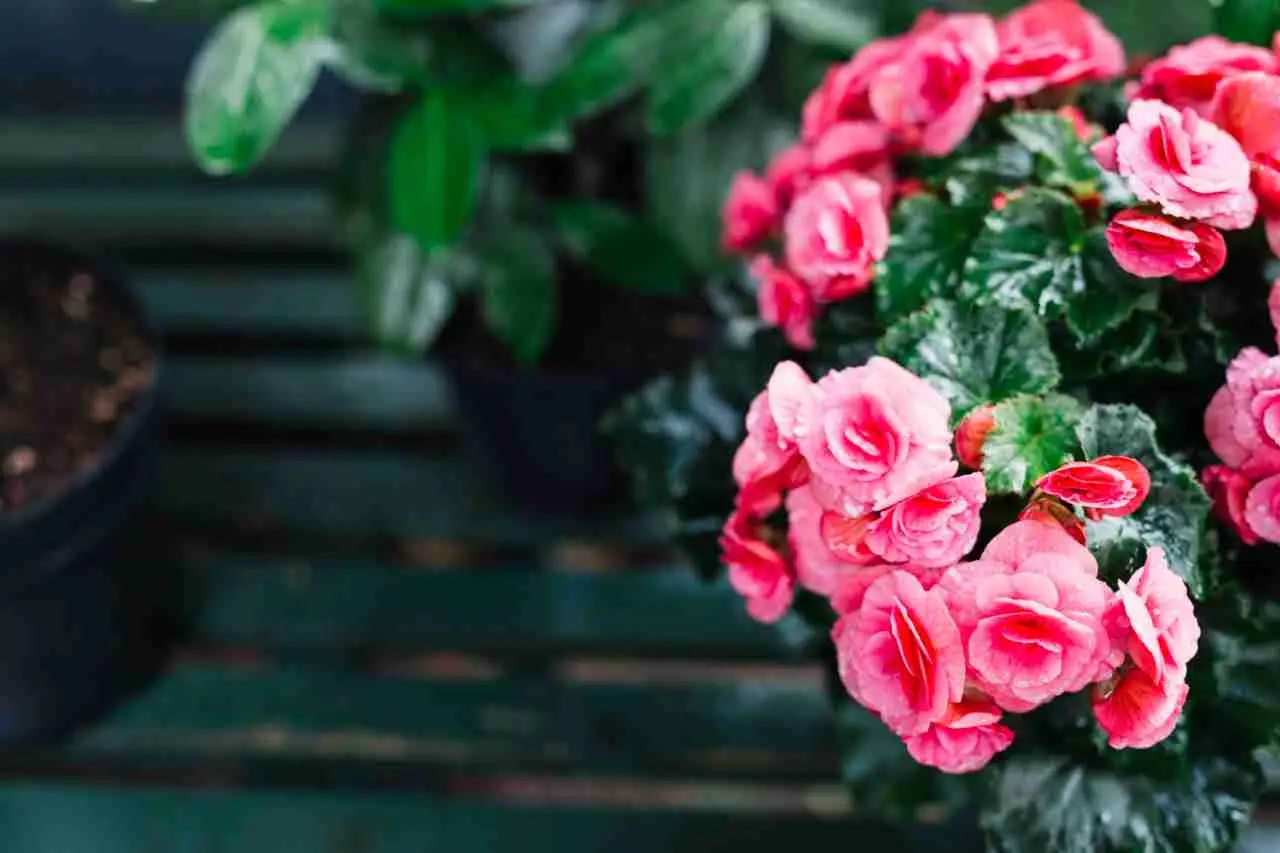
769 0 878 50
876 196 987 323
878 299 1060 419
646 0 771 134
962 188 1158 341
1214 0 1280 45
549 201 690 295
387 89 486 251
471 81 571 152
375 0 543 15
357 233 458 355
478 228 557 365
982 755 1261 853
934 142 1034 207
1077 404 1211 596
982 394 1083 495
184 0 326 175
1002 111 1105 196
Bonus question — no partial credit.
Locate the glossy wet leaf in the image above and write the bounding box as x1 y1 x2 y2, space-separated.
981 393 1083 494
876 196 987 324
358 233 458 355
550 201 690 294
478 228 557 365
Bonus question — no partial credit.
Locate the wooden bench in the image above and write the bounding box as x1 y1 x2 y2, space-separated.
0 115 1276 852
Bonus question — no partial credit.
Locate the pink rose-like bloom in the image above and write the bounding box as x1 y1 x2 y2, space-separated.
828 560 945 615
868 13 999 157
1097 100 1256 229
1270 280 1280 350
752 256 816 351
720 510 795 624
940 520 1119 712
865 473 987 568
834 569 965 736
787 483 861 596
986 0 1124 102
1210 72 1280 217
732 362 813 516
1104 209 1226 283
1202 464 1259 545
784 173 890 302
1093 666 1188 749
1036 456 1151 518
955 405 996 469
765 144 813 210
819 508 878 566
799 358 957 516
1133 35 1278 116
801 36 904 141
1245 473 1280 544
1204 347 1280 477
1115 547 1200 684
721 172 778 253
810 121 891 178
904 698 1016 774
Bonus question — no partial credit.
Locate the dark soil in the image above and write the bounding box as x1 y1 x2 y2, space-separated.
0 249 155 511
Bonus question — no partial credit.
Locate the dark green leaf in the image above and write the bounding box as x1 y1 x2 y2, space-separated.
962 188 1158 341
1204 591 1280 747
1002 111 1105 195
936 142 1034 207
387 89 486 251
876 196 987 323
982 755 1260 853
1214 0 1280 45
1077 404 1211 595
646 0 771 135
184 0 326 175
357 233 458 355
878 299 1060 418
981 393 1083 495
769 0 878 50
472 81 571 152
477 229 557 365
549 201 690 295
646 100 794 271
375 0 543 16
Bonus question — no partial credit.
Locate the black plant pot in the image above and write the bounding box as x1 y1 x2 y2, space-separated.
0 240 162 745
442 359 642 514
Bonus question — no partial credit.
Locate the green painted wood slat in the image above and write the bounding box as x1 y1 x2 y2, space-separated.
170 553 789 658
0 784 967 853
70 664 835 780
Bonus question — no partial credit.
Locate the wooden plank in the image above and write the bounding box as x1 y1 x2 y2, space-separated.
0 783 967 852
174 553 788 658
69 664 835 779
155 448 658 543
162 357 454 431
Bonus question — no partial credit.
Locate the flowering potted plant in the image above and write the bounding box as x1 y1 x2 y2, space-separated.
138 0 917 507
610 1 1280 848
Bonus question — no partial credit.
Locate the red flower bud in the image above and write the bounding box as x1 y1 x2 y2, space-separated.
1036 455 1151 518
955 405 997 469
1018 495 1087 546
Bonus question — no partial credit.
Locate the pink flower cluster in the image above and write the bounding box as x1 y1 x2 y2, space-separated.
722 0 1124 350
1203 281 1280 545
1099 36 1280 280
722 360 1199 773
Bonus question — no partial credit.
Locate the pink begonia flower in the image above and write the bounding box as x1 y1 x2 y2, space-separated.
1036 455 1151 519
1269 218 1280 258
720 510 795 624
1095 100 1256 229
798 358 956 516
1201 464 1260 545
864 473 987 568
1270 279 1280 350
1204 347 1280 477
985 0 1124 102
869 13 999 156
939 520 1119 712
1114 547 1200 684
819 508 879 566
903 698 1016 774
1245 473 1280 544
828 561 945 615
784 173 890 302
1131 35 1278 116
787 483 865 596
834 569 965 736
721 172 778 253
731 363 813 516
801 36 904 142
751 256 816 351
955 405 996 470
1210 72 1280 218
809 121 892 178
1104 209 1226 283
765 144 813 210
1093 666 1188 749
